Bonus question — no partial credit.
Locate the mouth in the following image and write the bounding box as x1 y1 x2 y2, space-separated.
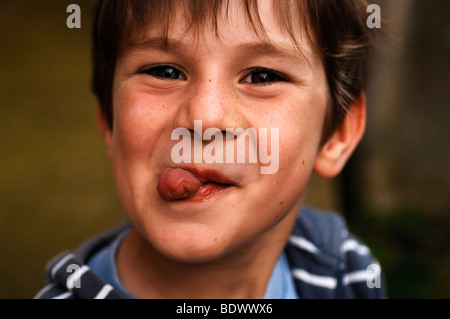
157 167 236 202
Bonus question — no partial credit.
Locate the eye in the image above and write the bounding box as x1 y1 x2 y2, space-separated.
140 64 186 80
241 68 287 85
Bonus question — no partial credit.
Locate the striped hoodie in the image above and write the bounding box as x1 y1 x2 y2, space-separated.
34 206 385 299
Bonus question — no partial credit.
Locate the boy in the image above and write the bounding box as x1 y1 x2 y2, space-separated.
35 0 385 299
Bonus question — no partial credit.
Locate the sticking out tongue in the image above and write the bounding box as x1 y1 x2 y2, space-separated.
157 168 203 201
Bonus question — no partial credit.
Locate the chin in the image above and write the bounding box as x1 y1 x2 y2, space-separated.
157 241 230 264
149 227 237 264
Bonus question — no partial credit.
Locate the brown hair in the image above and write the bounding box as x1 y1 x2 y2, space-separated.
91 0 385 144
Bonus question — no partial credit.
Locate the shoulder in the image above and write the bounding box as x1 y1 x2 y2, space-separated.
292 206 347 255
285 206 386 298
34 222 131 299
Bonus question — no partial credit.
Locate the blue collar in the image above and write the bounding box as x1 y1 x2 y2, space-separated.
263 250 299 299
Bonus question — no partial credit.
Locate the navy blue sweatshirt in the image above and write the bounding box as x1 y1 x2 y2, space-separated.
34 206 386 299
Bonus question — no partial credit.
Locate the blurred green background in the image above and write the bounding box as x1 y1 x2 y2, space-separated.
0 0 449 298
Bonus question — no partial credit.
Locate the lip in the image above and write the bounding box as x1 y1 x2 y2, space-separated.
182 167 236 185
184 182 232 202
170 166 237 202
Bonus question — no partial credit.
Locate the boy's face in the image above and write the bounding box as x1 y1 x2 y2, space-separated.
104 1 328 262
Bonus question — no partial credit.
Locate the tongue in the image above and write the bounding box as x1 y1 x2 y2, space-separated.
157 168 203 201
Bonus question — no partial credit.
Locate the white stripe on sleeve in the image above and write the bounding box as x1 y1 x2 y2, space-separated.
52 291 73 299
33 282 57 299
50 253 75 280
288 235 319 254
343 270 369 285
94 284 114 299
292 268 337 289
340 239 370 256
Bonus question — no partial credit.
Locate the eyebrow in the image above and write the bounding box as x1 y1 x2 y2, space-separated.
237 41 314 69
128 37 184 53
128 37 313 69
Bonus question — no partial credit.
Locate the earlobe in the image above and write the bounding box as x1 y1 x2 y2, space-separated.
313 93 366 178
96 108 113 161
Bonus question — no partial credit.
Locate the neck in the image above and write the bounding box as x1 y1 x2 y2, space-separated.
116 204 300 299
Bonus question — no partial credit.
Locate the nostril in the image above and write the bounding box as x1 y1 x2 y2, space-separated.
186 124 238 143
223 129 236 140
189 128 202 140
219 131 228 140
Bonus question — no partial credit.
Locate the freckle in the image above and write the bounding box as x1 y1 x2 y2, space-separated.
280 201 283 205
214 238 217 241
209 79 211 82
302 160 305 164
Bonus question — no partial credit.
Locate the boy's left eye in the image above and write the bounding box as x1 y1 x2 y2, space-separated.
241 68 287 85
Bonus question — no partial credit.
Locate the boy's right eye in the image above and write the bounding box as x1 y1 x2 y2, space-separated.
140 64 187 80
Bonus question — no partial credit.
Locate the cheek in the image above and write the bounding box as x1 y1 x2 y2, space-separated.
272 92 326 165
109 86 174 208
253 89 327 204
112 86 168 160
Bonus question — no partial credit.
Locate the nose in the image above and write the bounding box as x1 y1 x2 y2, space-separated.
173 73 247 136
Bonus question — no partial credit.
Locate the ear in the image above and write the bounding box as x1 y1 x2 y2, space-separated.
314 93 366 178
96 107 113 162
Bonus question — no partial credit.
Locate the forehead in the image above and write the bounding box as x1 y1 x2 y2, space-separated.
120 0 314 61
